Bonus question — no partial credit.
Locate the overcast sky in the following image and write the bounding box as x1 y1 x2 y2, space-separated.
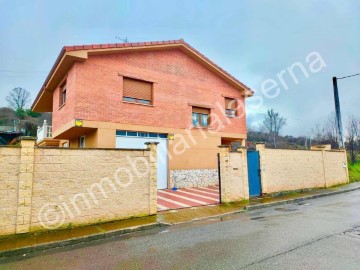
0 0 359 136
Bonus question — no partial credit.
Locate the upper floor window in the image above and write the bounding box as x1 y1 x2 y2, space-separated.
123 77 153 105
225 97 237 117
192 107 210 128
60 82 67 107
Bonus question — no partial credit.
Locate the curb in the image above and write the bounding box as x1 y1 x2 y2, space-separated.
0 223 167 259
244 186 360 211
160 186 360 226
158 209 247 227
1 186 359 259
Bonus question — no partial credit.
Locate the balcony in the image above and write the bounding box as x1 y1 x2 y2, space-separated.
36 120 60 147
37 120 52 142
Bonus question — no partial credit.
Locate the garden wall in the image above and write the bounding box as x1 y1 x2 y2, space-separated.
0 138 157 236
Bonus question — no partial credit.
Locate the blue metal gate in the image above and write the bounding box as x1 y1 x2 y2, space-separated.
247 151 261 197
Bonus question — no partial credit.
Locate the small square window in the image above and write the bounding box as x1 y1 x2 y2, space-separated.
225 98 237 117
116 130 127 136
192 107 210 128
127 131 137 137
60 83 67 107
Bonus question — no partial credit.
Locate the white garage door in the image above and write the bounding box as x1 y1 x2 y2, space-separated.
115 131 168 189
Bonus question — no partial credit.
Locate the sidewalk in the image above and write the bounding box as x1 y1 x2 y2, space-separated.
1 182 360 258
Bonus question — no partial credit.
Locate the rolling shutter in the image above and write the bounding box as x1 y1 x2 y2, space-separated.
192 106 210 115
225 98 237 110
123 78 152 101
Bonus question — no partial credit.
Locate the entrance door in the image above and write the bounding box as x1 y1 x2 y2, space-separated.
247 150 261 197
115 131 168 189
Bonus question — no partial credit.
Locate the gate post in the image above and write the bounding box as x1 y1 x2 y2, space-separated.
218 145 249 203
16 137 36 234
218 145 230 202
255 143 267 194
238 146 249 200
145 142 158 215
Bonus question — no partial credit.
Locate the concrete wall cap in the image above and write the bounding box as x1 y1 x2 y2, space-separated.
19 136 37 141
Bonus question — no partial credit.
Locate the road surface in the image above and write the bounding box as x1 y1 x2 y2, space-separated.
1 190 360 269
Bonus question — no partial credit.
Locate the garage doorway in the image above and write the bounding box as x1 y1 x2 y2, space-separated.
115 130 168 189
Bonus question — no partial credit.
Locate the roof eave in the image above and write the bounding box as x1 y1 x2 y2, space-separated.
32 40 254 112
32 50 88 112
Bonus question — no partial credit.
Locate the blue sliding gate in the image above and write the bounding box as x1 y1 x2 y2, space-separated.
247 150 262 197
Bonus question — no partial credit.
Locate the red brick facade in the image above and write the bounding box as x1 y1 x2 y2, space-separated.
52 48 247 135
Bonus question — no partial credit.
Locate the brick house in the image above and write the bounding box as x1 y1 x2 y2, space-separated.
32 39 253 190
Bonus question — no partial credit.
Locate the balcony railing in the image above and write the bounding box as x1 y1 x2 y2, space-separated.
37 120 52 142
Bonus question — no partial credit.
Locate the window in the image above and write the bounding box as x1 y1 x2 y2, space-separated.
192 107 210 128
116 130 167 138
225 98 237 117
62 142 69 148
123 77 153 105
60 82 67 107
79 136 86 148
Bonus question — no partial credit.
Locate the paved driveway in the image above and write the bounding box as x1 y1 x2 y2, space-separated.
157 186 219 211
1 189 360 269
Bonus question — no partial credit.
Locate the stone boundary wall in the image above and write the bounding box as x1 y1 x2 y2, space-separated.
256 144 349 194
169 169 218 188
0 147 21 236
0 138 158 236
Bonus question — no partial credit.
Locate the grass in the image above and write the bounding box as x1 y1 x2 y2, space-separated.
348 160 360 183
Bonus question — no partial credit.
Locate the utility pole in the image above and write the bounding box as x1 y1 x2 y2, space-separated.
332 73 360 149
332 77 344 148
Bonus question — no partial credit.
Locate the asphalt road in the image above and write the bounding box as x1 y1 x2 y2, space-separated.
1 190 360 270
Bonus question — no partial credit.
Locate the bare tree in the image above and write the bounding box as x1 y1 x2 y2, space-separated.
311 123 324 143
6 87 31 110
346 115 360 164
323 112 339 148
262 109 287 148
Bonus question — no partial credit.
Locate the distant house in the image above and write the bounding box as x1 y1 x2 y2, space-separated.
32 39 253 189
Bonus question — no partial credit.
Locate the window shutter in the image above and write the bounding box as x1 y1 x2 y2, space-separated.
225 98 237 110
123 78 152 101
192 107 210 114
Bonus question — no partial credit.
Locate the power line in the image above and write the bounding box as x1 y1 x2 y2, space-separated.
337 73 360 80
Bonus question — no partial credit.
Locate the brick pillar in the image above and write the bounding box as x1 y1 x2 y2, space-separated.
16 137 36 234
145 142 158 215
255 143 267 194
238 146 250 199
218 145 230 202
218 145 249 203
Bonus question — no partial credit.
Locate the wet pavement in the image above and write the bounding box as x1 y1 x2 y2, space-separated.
0 182 360 269
1 186 360 269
